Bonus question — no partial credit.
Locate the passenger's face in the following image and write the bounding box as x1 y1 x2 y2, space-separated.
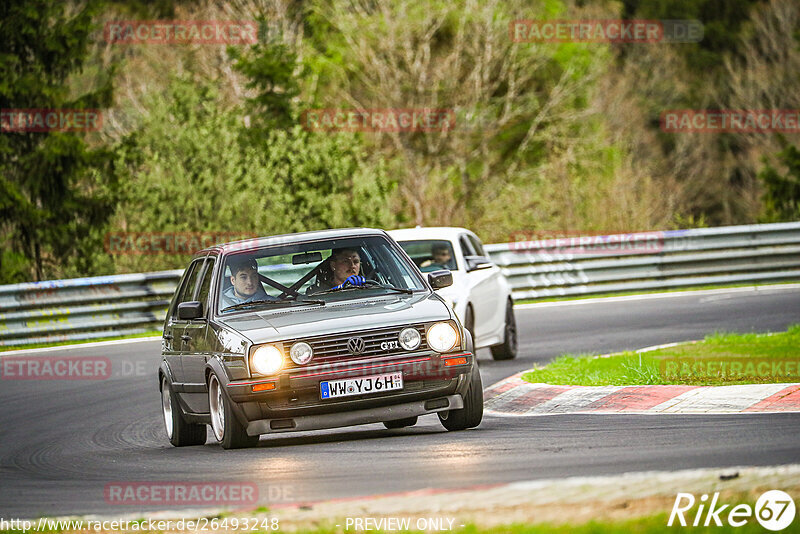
433 248 451 264
331 252 361 284
231 267 259 298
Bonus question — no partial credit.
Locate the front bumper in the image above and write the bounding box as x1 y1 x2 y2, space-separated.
225 351 474 434
245 394 464 435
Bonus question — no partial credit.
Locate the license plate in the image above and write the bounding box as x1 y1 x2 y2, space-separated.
320 372 403 399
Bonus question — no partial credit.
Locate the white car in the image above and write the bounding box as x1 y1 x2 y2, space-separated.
389 227 517 360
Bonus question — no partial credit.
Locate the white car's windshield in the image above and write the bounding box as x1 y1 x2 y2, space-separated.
397 240 458 272
219 235 426 313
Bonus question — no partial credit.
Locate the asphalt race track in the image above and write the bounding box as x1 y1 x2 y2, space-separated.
1 286 799 518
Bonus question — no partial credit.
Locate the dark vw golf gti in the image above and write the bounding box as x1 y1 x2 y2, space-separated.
159 228 483 448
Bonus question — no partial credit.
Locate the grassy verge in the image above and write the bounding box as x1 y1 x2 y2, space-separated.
515 280 799 305
522 325 800 386
0 330 161 353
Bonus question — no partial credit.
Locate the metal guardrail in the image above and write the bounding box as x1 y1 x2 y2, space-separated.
0 271 181 347
1 222 798 347
485 222 800 301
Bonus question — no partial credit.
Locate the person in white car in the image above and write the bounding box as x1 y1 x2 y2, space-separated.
420 243 455 271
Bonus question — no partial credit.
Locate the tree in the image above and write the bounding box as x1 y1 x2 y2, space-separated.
760 142 800 222
0 0 115 282
108 72 394 273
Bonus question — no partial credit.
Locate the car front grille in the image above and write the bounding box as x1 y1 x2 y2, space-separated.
286 324 429 365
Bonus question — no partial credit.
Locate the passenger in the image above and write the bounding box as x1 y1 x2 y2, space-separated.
420 243 453 271
309 247 367 293
221 257 272 308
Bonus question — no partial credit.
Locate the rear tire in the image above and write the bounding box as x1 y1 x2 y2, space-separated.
438 367 483 431
490 299 517 360
383 416 418 429
208 373 259 449
161 376 206 447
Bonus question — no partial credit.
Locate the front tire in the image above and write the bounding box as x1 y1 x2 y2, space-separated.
383 416 418 429
439 367 483 431
490 299 517 360
208 373 259 449
161 376 206 447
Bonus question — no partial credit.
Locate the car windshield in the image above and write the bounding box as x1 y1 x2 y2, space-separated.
397 240 458 272
218 235 426 313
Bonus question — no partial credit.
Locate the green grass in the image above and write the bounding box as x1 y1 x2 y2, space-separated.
0 330 161 352
515 280 799 305
523 325 800 386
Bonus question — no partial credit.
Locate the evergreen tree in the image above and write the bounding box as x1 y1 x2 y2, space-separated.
0 0 116 282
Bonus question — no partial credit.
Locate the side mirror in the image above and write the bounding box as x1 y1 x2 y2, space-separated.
465 255 492 272
177 301 204 320
428 270 453 289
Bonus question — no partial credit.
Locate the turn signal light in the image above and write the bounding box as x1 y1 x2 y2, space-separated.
443 356 468 367
252 382 276 392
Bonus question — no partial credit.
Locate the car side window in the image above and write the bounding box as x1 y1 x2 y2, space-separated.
468 234 486 256
459 235 477 257
196 258 216 316
172 259 204 318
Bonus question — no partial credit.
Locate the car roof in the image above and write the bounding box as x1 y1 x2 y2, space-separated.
195 227 389 257
387 227 473 241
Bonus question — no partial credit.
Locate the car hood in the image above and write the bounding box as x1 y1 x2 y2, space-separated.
217 292 451 344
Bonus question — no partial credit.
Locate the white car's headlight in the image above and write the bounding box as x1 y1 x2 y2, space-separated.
427 322 459 353
251 344 284 375
399 327 421 350
290 341 314 365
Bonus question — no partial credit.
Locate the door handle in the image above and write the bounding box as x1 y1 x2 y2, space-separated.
180 335 191 342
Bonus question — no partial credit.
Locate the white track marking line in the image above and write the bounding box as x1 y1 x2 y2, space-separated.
483 382 539 410
650 384 793 413
515 283 800 309
0 336 161 356
525 386 624 414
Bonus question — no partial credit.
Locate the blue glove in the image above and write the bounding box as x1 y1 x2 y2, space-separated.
334 275 366 289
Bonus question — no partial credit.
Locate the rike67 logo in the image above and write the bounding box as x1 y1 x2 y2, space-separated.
669 490 795 530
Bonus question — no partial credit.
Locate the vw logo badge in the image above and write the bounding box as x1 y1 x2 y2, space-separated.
347 337 366 355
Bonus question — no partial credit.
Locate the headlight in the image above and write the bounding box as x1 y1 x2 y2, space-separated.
290 342 314 365
398 327 421 350
427 322 459 353
251 344 283 375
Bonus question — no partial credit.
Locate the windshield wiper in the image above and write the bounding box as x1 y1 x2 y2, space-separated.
377 285 414 294
221 298 324 312
275 296 326 306
315 281 413 296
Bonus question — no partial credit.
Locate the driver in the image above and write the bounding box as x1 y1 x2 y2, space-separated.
221 257 273 308
308 247 367 293
420 243 452 270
